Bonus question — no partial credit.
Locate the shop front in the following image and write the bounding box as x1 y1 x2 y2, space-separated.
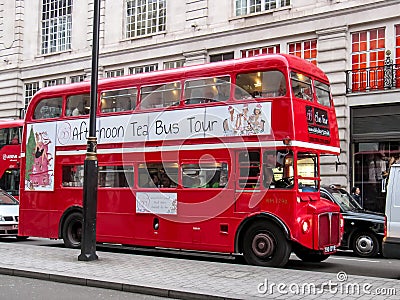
351 103 400 213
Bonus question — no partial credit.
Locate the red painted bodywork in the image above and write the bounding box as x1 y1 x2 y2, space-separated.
19 54 341 254
0 119 23 198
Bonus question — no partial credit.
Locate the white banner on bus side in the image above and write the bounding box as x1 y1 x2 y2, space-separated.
136 192 178 215
53 103 271 146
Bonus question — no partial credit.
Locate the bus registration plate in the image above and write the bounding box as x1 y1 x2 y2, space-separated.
324 245 336 253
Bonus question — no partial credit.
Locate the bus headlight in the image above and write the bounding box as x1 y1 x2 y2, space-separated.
302 220 310 233
0 215 4 222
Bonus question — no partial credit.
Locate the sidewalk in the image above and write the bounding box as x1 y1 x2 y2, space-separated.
0 242 398 299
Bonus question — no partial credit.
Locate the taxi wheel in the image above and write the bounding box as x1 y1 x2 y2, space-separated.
62 212 83 249
352 231 379 257
243 222 291 267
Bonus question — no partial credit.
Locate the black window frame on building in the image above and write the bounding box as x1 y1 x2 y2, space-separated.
210 52 234 63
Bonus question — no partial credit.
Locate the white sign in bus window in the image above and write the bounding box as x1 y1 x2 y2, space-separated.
136 192 177 215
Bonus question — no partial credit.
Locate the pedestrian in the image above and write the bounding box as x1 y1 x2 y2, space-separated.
351 186 362 206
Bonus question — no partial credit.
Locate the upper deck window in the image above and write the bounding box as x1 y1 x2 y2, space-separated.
33 97 62 120
140 82 181 109
315 80 331 107
66 94 90 116
235 71 286 99
184 76 231 104
101 88 137 113
290 72 313 101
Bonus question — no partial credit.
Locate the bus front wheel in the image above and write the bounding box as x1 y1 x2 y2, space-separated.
243 222 291 267
62 212 83 249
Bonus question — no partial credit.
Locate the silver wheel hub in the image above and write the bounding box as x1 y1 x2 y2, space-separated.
252 233 274 257
356 235 374 254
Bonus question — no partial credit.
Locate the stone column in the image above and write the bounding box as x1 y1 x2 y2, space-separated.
316 26 349 187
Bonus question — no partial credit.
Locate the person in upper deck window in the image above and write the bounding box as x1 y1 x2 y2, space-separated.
72 102 84 116
216 82 230 101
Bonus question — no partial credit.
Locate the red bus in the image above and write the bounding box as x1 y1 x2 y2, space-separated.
19 54 342 267
0 119 22 197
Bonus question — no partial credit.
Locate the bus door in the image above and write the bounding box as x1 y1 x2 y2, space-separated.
180 161 230 244
234 150 263 212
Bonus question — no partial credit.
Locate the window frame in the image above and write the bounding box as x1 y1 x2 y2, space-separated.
41 0 72 55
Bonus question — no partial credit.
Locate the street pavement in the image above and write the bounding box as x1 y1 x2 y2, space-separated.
0 242 398 299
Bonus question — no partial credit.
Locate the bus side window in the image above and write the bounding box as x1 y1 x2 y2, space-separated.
33 97 62 119
290 72 313 101
140 82 181 109
62 165 84 187
98 166 133 188
184 76 230 104
182 162 228 188
238 151 260 189
235 71 286 99
66 94 90 116
100 88 137 113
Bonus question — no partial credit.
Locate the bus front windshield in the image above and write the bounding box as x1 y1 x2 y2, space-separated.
297 152 319 192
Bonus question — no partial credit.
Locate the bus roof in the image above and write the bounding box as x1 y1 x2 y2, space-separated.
0 119 24 129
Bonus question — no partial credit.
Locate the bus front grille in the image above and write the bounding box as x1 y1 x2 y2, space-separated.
318 212 340 248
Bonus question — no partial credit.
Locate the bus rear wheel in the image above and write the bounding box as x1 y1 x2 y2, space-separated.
243 222 291 267
62 212 83 249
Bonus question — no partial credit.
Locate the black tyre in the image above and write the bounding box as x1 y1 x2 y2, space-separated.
352 231 379 257
62 212 83 249
243 222 291 267
294 248 330 262
16 236 29 241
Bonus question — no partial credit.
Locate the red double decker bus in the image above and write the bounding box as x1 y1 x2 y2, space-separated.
0 119 22 197
19 54 342 267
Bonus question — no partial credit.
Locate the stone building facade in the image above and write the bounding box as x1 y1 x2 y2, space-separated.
0 0 399 211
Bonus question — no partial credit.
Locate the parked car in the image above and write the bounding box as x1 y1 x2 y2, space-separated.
0 189 27 240
320 185 384 257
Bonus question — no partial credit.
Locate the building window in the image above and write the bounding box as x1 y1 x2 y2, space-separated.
41 0 72 54
105 69 124 78
288 39 317 65
210 52 234 62
70 74 86 83
241 45 280 58
43 78 66 87
164 60 185 70
24 82 40 108
235 0 290 16
126 0 166 38
129 64 158 74
351 28 386 91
